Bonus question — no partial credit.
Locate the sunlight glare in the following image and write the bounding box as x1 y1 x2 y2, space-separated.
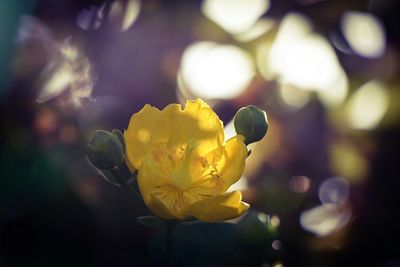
37 63 75 103
109 0 141 32
279 84 311 109
257 212 268 223
317 69 349 108
347 80 389 130
263 13 347 94
76 4 105 31
224 119 236 141
272 240 282 250
37 42 93 107
234 18 275 42
202 0 270 34
330 141 368 183
319 177 349 207
341 11 386 58
228 175 248 192
270 215 280 227
179 42 254 99
300 204 351 236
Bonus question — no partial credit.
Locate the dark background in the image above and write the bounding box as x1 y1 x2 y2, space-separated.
1 0 400 266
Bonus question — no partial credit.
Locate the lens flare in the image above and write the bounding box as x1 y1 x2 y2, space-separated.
39 63 75 102
279 84 311 109
17 17 94 107
257 212 268 223
347 80 389 130
109 0 141 32
179 41 254 100
289 176 311 193
223 119 237 142
319 177 349 207
272 240 282 250
234 18 275 42
300 204 351 236
270 215 280 227
76 4 105 31
317 69 349 108
329 141 368 183
341 11 386 58
202 0 270 34
261 13 348 97
59 124 78 144
37 41 93 107
34 108 58 135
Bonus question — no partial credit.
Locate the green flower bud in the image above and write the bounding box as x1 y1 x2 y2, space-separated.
234 105 268 145
86 130 124 169
112 129 125 149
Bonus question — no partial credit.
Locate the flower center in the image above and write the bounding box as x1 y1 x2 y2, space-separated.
169 139 198 190
149 140 223 217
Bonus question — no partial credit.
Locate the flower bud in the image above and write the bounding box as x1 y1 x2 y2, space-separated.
234 105 268 145
86 130 124 169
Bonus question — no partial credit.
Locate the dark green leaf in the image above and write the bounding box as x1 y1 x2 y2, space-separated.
236 212 277 249
137 216 163 227
149 222 241 267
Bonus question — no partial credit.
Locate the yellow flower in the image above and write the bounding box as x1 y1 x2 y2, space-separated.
124 99 249 222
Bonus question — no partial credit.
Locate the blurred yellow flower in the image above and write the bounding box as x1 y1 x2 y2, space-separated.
124 99 249 222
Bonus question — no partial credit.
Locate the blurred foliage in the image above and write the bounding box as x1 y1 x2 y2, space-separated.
149 213 279 267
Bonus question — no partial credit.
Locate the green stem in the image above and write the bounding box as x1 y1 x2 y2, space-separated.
166 220 178 267
111 166 144 204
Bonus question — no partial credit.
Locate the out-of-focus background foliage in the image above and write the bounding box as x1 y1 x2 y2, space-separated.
1 0 400 266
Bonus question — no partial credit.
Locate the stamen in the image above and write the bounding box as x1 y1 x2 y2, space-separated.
150 139 224 216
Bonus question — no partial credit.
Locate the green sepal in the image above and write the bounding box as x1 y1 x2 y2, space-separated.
112 129 125 152
98 168 121 187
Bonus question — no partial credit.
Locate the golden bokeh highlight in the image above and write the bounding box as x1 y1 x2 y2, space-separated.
179 41 254 100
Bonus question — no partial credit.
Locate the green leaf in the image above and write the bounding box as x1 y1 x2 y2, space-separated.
236 212 277 249
149 222 241 267
137 216 163 227
259 183 305 213
148 215 281 266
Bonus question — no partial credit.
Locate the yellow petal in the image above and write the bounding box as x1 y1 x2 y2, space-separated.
136 143 175 200
124 105 169 170
137 146 188 219
162 99 224 156
219 135 248 191
147 192 179 220
138 156 186 219
207 135 248 192
136 145 179 220
187 191 249 222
